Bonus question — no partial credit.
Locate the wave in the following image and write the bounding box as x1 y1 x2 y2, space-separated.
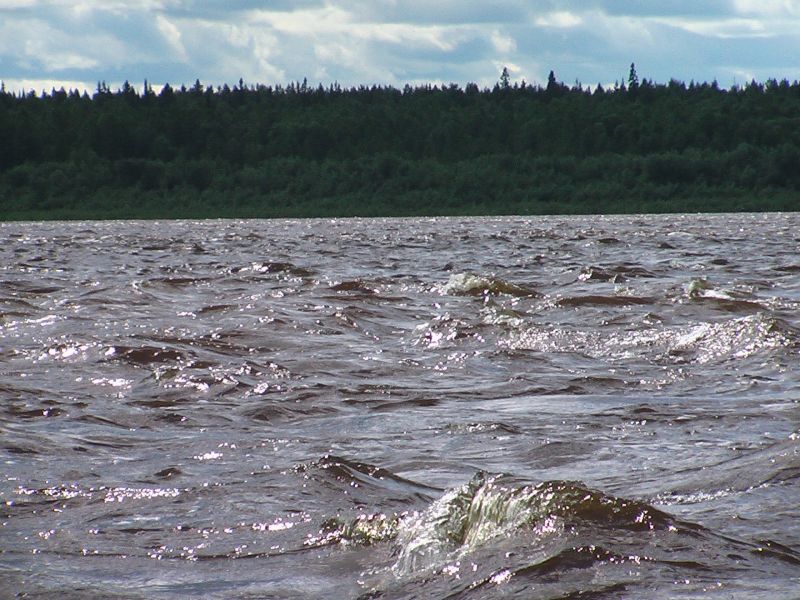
247 261 315 277
390 472 679 576
304 468 682 562
105 344 188 365
502 313 798 366
329 279 378 294
685 278 772 313
295 454 442 509
578 265 656 283
0 279 64 295
442 272 541 298
297 463 800 599
555 294 654 308
665 314 799 364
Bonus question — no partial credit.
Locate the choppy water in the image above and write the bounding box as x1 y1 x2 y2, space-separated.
1 213 799 599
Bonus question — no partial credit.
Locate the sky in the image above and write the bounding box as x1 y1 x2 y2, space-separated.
2 0 800 95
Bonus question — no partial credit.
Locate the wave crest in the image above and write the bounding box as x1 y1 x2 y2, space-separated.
442 273 540 297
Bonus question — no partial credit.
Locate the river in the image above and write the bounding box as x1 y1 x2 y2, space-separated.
1 213 799 598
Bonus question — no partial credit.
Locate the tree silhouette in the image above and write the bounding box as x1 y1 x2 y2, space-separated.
628 63 639 96
500 67 511 89
547 70 558 91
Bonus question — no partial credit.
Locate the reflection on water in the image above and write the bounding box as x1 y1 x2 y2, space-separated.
1 213 799 598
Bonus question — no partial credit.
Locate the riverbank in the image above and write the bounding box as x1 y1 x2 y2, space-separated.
3 76 800 219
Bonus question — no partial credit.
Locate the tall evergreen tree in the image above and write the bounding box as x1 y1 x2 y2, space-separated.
500 67 511 89
628 63 640 95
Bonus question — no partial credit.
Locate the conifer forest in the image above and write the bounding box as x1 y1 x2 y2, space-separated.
2 66 799 219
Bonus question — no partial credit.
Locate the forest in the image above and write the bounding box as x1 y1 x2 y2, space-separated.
1 65 800 219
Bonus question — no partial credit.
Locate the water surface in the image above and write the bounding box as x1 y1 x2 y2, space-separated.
1 214 799 598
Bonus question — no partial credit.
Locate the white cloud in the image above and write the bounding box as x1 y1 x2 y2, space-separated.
363 24 465 52
0 0 37 7
0 16 127 70
247 4 351 35
25 41 99 70
493 60 522 76
582 11 656 48
730 68 757 85
650 16 771 38
0 77 94 94
155 14 188 61
151 16 286 85
247 5 466 52
314 40 358 66
490 29 517 54
535 10 583 28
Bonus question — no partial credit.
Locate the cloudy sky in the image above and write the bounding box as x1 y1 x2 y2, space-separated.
2 0 800 94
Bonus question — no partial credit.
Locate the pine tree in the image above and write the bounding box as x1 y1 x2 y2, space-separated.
628 63 639 95
547 70 557 91
500 67 510 89
546 70 562 98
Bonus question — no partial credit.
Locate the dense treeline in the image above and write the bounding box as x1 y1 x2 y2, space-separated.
1 67 800 219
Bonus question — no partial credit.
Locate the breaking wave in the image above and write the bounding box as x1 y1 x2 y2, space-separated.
390 472 679 575
502 313 798 366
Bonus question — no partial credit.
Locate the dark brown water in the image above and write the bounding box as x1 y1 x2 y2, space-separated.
1 214 799 599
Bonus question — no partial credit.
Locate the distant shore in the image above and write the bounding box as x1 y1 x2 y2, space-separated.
2 73 799 220
1 187 797 222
